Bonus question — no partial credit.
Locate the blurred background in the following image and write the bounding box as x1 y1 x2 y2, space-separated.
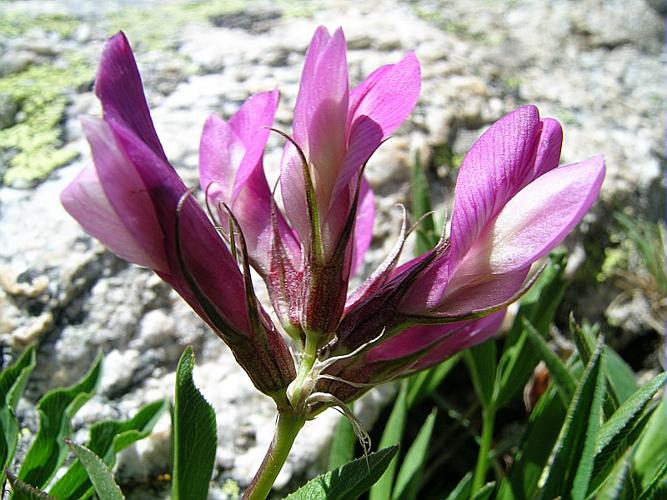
0 0 664 497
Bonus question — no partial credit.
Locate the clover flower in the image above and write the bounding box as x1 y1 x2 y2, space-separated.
61 27 604 497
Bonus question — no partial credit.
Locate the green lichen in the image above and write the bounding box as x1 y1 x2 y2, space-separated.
0 11 80 39
0 57 93 187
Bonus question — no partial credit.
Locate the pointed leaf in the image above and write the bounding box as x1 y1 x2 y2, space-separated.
18 352 103 489
392 409 437 500
589 372 667 494
445 472 473 500
471 481 496 500
7 472 54 500
0 347 36 483
66 441 124 500
636 460 667 499
537 340 607 500
285 446 399 500
632 399 667 488
369 382 408 500
410 152 438 255
49 399 166 499
171 347 216 500
590 449 633 500
496 386 566 500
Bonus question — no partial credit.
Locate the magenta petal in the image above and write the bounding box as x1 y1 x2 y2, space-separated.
95 32 167 162
531 118 563 180
431 268 529 317
480 155 605 274
230 90 279 200
348 52 421 139
350 177 375 275
409 312 505 371
78 116 168 271
61 165 163 270
109 120 252 334
367 321 468 363
199 114 245 209
449 105 541 262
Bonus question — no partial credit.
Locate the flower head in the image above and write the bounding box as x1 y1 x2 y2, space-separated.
62 27 603 412
61 33 295 401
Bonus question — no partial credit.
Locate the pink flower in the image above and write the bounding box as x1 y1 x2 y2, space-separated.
322 105 604 401
200 26 421 345
61 33 295 399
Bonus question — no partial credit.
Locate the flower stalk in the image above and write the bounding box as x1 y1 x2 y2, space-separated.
244 413 306 500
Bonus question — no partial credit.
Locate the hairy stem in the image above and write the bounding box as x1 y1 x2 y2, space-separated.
243 412 305 500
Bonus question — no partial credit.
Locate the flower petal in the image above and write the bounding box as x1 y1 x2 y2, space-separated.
109 120 252 335
95 32 167 162
449 105 541 262
408 312 505 372
476 155 605 274
61 164 163 270
350 177 375 275
77 116 168 271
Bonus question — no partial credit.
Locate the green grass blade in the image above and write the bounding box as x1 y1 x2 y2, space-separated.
538 340 607 500
392 409 437 500
286 446 399 500
171 347 216 500
589 372 667 494
66 441 124 500
369 381 408 500
464 339 497 409
18 352 103 489
410 152 438 255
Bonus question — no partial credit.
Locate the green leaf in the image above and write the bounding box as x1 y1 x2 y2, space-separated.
464 339 497 409
18 351 103 489
604 349 637 404
49 399 166 499
410 152 438 255
633 399 667 489
537 340 607 500
0 346 36 483
66 440 124 500
369 382 408 500
328 402 357 470
445 472 473 500
636 459 667 499
7 472 53 499
171 347 216 500
285 446 399 500
495 251 567 408
392 409 437 500
523 319 577 405
406 354 460 409
591 448 633 500
588 372 667 494
471 481 496 500
497 386 566 500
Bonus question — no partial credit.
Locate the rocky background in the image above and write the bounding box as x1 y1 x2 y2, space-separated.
0 0 664 498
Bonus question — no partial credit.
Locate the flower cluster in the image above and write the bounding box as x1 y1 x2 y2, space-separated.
62 28 604 412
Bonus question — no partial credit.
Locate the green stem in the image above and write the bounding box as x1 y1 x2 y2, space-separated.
471 405 496 493
243 412 305 500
